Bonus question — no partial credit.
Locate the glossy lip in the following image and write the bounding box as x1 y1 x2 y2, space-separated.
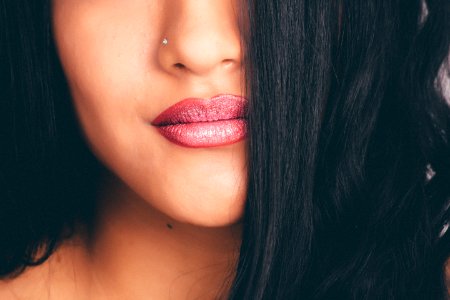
151 94 248 148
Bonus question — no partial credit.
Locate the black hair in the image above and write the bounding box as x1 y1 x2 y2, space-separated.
230 0 450 299
0 0 100 277
1 0 450 299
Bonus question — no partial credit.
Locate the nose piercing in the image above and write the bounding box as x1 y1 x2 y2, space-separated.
162 38 169 46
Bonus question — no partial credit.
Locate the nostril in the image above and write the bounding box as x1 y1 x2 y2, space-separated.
174 63 185 70
221 59 237 69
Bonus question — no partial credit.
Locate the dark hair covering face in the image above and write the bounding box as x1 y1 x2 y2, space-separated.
1 0 450 299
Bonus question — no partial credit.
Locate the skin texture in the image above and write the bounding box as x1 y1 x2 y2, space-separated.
0 0 246 299
53 0 247 228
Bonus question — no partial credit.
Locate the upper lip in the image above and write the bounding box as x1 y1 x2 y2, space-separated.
151 94 248 126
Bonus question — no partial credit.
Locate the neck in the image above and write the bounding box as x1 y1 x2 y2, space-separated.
86 174 242 299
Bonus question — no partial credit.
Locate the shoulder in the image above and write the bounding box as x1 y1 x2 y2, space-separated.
0 238 90 300
0 262 52 300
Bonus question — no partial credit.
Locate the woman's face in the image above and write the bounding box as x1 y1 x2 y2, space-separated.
52 0 247 227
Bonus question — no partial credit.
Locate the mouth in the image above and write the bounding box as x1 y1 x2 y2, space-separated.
151 94 248 148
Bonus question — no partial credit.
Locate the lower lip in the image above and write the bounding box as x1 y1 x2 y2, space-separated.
156 119 247 148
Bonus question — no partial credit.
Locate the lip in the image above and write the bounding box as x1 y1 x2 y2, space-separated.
151 94 248 148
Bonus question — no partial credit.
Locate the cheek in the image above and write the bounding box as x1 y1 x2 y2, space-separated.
52 0 162 175
52 0 164 103
55 11 138 91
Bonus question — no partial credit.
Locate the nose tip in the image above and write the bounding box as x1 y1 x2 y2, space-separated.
158 34 241 76
157 4 242 77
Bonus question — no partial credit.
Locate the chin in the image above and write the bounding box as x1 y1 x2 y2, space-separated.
160 187 247 228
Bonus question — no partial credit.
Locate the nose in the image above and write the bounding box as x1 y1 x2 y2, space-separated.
157 0 242 77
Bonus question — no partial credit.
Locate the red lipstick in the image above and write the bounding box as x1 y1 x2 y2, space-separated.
152 94 248 148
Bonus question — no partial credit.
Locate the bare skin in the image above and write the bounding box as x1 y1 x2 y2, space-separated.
1 0 246 299
0 175 242 299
